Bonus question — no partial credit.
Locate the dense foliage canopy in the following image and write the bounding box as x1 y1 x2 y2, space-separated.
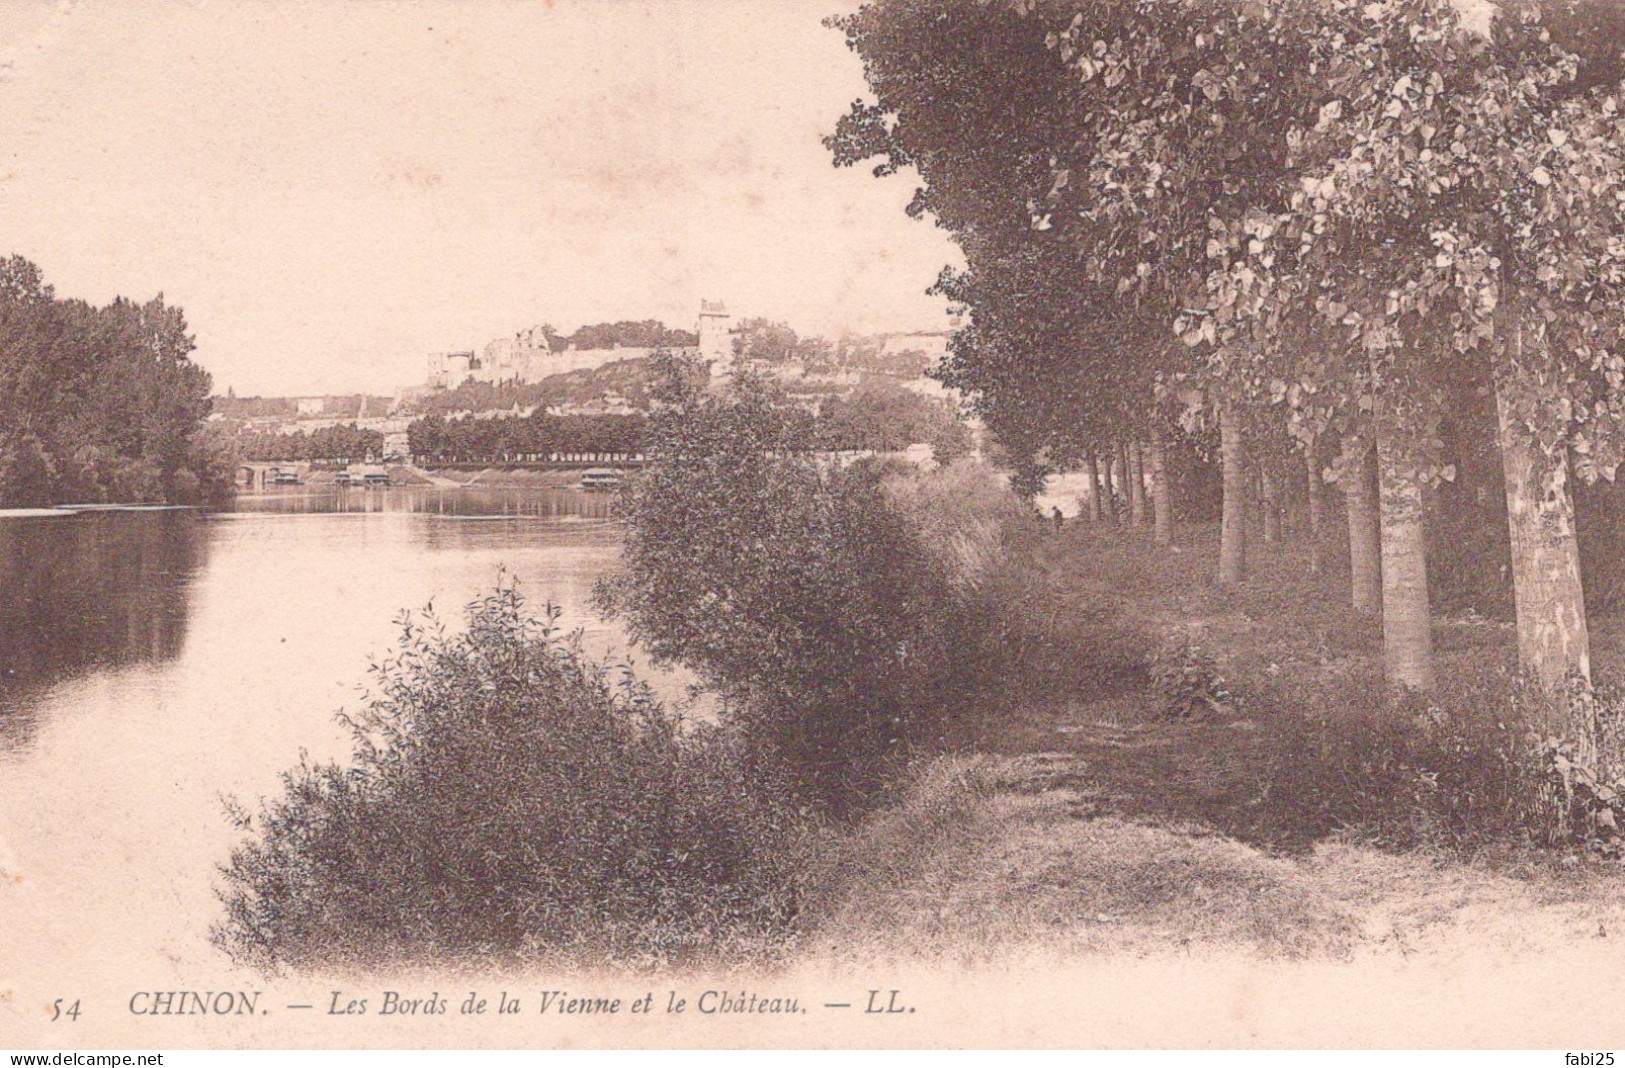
0 256 220 506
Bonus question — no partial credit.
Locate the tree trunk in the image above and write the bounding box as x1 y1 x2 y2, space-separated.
1220 402 1247 584
1096 453 1116 525
1497 375 1591 687
1112 446 1126 522
1375 429 1435 692
1344 434 1382 613
1261 467 1281 545
1128 443 1147 529
1149 425 1173 545
1111 451 1126 523
1081 452 1101 523
1305 437 1325 576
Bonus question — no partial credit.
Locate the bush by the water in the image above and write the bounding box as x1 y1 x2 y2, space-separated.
213 587 811 972
597 367 1017 814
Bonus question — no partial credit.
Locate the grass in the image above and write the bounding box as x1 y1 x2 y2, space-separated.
805 756 1365 963
801 519 1625 966
805 752 1625 966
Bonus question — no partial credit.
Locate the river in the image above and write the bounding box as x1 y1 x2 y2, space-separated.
0 486 694 1039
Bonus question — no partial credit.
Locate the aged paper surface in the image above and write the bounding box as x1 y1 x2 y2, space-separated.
2 0 1625 1051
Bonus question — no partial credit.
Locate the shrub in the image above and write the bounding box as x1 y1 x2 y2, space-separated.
926 414 975 466
597 370 994 814
880 457 1026 593
1249 663 1625 857
1242 672 1532 853
1148 642 1233 720
213 586 811 973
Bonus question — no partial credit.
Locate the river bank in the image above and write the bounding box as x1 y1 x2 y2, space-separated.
6 469 1623 1046
424 467 593 489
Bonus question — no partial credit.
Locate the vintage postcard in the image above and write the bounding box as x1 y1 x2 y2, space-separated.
3 0 1625 1052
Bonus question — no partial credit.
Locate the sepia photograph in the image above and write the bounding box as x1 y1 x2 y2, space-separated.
4 0 1625 1052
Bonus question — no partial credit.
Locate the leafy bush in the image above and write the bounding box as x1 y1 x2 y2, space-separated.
213 587 811 973
0 432 56 508
1250 664 1625 857
880 457 1027 593
1148 642 1233 720
1243 672 1534 853
597 369 996 814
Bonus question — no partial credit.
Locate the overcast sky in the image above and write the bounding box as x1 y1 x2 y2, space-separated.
0 0 961 396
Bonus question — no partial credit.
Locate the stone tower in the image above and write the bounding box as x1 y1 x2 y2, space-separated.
697 299 733 377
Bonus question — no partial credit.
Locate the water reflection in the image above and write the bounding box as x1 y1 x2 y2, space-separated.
0 488 629 749
234 485 617 520
0 511 207 739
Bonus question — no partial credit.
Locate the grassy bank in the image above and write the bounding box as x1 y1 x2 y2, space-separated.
794 520 1625 965
802 756 1625 965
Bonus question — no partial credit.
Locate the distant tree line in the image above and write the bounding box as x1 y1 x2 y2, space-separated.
819 381 972 457
404 379 970 465
510 319 697 354
235 424 386 464
0 256 222 507
733 317 944 378
731 317 835 366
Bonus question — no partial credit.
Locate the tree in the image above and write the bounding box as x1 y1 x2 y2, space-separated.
838 0 1625 699
1029 0 1625 691
0 257 218 506
564 320 694 351
1268 0 1625 687
599 369 970 811
830 3 1188 542
731 318 801 363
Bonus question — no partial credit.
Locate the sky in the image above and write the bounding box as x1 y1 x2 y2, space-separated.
0 0 962 396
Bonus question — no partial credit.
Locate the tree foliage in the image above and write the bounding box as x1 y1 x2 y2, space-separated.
214 587 808 971
596 369 992 812
564 319 697 351
234 424 386 464
836 0 1625 688
0 255 220 505
830 1 1192 485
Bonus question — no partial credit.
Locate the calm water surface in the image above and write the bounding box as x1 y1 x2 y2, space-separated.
0 487 685 1019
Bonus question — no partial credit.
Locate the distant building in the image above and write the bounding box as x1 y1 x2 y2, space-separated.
295 397 325 416
698 299 734 377
879 331 951 361
426 351 476 389
481 337 527 382
423 300 728 393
